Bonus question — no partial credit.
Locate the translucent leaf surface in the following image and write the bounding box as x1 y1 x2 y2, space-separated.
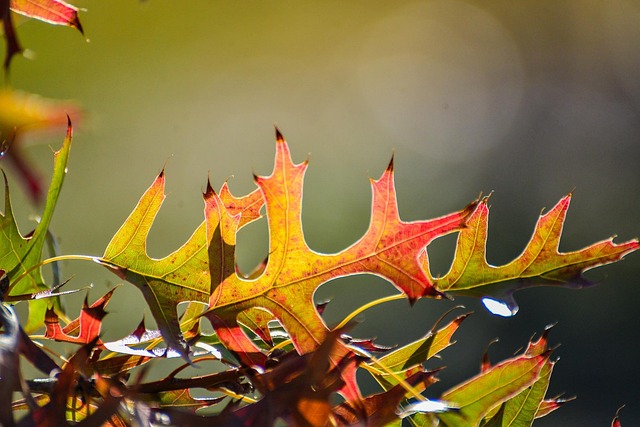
433 196 639 313
1 122 72 330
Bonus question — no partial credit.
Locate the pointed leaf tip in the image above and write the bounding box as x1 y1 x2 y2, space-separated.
387 152 394 172
204 178 215 198
275 127 285 143
612 405 625 427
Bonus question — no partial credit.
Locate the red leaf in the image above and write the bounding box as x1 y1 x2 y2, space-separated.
44 288 115 345
10 0 82 32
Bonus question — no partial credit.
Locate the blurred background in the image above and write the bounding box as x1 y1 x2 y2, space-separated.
3 0 640 424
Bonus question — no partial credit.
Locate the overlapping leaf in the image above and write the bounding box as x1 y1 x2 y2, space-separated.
102 130 475 362
435 352 550 426
206 131 476 366
0 121 72 330
480 328 557 426
101 170 264 356
44 288 114 345
432 196 639 314
367 312 468 391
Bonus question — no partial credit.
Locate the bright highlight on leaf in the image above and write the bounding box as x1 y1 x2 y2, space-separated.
481 297 518 317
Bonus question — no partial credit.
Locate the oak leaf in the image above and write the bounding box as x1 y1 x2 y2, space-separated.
432 196 639 315
44 288 115 345
101 129 475 363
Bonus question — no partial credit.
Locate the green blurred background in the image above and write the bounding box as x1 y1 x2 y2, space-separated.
5 0 640 425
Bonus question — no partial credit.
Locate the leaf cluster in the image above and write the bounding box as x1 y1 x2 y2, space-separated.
0 3 638 426
0 124 637 426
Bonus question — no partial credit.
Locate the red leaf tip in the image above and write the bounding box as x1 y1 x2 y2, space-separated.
204 176 216 198
386 152 395 172
275 127 285 144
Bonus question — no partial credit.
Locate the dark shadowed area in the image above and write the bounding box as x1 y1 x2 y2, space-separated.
4 1 639 425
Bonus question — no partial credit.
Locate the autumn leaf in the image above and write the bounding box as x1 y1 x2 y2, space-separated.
44 288 115 345
333 370 438 426
481 328 557 426
2 0 83 70
367 312 468 391
0 121 72 331
21 339 122 427
205 130 475 365
432 196 640 316
102 129 474 363
434 352 550 426
101 170 264 357
10 0 82 30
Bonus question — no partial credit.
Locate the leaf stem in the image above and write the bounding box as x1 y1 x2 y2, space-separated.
8 254 100 292
348 344 426 402
335 293 405 330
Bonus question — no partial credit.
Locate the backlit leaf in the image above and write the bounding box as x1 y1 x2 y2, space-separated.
1 121 72 331
436 353 549 426
103 130 474 364
44 288 114 345
205 131 475 365
10 0 82 31
433 196 639 314
368 312 468 390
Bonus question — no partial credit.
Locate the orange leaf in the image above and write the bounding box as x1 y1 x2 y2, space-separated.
44 289 115 345
206 130 475 363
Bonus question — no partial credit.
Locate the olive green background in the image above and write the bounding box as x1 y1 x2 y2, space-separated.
5 1 640 425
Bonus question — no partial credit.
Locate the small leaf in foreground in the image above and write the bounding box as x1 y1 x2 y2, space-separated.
435 352 549 426
44 288 115 345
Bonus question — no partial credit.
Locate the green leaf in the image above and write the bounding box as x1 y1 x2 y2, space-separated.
481 362 554 427
101 173 264 357
1 121 72 330
436 353 549 426
369 312 468 390
432 195 640 314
